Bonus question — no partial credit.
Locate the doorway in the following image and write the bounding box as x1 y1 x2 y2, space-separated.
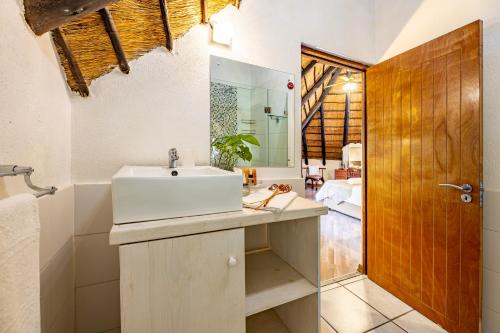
301 46 367 284
304 20 483 333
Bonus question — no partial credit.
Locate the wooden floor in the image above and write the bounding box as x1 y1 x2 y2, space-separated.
305 186 362 282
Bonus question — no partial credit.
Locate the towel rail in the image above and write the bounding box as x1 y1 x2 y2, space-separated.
0 165 57 198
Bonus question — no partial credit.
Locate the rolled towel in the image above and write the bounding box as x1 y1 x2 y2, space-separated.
243 189 298 211
0 194 40 333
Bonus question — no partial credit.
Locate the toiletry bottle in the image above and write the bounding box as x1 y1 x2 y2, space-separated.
252 168 257 185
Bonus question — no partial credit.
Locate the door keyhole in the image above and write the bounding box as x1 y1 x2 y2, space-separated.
461 194 472 203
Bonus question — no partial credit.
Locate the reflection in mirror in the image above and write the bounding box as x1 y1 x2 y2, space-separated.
210 56 295 168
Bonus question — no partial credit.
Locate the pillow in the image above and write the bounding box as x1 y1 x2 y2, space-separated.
347 177 362 185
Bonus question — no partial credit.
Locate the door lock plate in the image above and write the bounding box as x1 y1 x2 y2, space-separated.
461 193 472 203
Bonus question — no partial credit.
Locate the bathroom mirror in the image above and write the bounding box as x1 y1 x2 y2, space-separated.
210 56 295 168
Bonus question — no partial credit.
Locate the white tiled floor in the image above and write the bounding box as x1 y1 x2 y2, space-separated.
321 275 449 333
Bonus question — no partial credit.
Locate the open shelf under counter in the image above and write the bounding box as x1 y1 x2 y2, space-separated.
246 309 290 333
245 249 318 317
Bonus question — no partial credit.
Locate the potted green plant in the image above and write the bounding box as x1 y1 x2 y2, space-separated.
211 134 260 171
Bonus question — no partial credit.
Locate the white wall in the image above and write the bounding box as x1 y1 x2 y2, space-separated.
374 0 500 330
0 1 74 332
70 0 375 183
0 0 72 195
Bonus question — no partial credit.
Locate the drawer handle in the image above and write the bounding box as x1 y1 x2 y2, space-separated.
228 257 238 267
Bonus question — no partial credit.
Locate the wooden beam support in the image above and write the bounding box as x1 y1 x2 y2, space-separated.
301 45 369 72
51 28 89 97
301 66 335 106
301 69 341 131
159 0 174 51
201 0 208 23
99 8 130 74
302 132 309 166
319 105 326 165
343 92 351 146
24 0 117 35
301 60 317 80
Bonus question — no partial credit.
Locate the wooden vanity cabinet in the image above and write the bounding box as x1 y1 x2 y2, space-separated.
119 228 246 333
112 197 327 333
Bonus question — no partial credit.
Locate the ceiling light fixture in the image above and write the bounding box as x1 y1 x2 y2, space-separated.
343 70 357 92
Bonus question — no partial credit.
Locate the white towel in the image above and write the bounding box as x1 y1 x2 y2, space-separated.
243 189 298 211
0 194 40 333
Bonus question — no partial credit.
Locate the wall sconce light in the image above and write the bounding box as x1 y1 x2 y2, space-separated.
210 19 234 46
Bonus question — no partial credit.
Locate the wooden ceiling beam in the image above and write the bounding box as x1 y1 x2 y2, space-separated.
24 0 117 35
302 132 309 165
159 0 174 50
99 8 130 74
301 60 317 80
301 66 335 106
343 92 351 146
200 0 208 23
301 69 341 131
319 105 326 165
51 28 89 97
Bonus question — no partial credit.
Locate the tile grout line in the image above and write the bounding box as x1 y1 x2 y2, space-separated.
340 283 415 333
337 275 367 287
389 319 410 333
341 284 393 323
322 281 449 333
388 309 414 333
321 315 341 333
357 308 412 333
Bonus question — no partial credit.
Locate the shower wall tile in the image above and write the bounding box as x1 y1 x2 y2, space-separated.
40 238 74 333
39 185 74 270
75 232 119 287
74 183 113 235
76 280 120 333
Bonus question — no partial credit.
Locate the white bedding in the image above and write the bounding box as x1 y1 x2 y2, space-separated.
315 179 362 207
315 179 362 219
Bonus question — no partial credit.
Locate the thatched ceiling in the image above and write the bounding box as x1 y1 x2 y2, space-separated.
49 0 239 96
301 55 364 162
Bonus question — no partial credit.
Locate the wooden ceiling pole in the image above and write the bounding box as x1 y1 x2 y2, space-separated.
302 132 309 166
99 8 130 74
159 0 174 51
343 92 351 146
201 0 208 23
302 69 314 116
51 28 89 97
301 68 341 131
301 66 335 106
319 105 326 165
301 60 317 80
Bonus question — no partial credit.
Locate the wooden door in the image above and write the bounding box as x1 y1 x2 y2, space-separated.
366 21 482 333
119 228 246 333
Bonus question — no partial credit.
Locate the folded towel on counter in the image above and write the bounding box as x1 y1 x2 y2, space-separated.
0 194 40 333
243 189 298 211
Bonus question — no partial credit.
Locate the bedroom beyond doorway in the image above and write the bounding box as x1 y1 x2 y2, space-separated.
301 46 366 284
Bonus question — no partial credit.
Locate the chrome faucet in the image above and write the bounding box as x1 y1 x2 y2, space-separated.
169 148 179 168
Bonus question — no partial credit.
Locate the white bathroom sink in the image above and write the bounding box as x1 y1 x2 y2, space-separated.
112 166 243 224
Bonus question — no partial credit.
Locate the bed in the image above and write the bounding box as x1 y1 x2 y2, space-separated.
315 178 362 219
